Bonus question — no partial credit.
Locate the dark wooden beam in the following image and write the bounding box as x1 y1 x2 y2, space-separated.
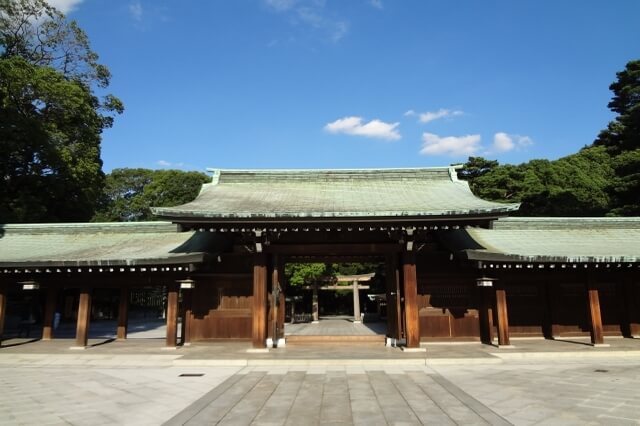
75 289 92 348
166 284 179 348
266 243 401 256
117 287 129 340
586 277 604 345
402 251 420 348
495 287 510 346
252 254 268 348
42 286 58 340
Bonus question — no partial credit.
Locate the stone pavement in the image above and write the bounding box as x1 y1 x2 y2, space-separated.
1 337 640 425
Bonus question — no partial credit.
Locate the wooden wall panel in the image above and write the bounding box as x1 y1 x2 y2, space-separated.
190 275 253 340
418 272 480 341
503 282 544 337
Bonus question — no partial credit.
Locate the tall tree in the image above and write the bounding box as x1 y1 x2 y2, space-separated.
0 0 123 222
460 60 640 217
93 168 210 221
595 60 640 215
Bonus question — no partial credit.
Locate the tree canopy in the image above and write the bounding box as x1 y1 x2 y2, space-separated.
0 0 123 223
93 168 210 222
460 59 639 217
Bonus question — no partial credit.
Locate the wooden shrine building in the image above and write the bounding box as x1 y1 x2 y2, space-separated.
0 167 639 350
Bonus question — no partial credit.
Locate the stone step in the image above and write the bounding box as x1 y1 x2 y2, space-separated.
285 335 386 344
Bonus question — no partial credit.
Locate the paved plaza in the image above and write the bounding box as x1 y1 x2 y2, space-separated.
1 336 640 425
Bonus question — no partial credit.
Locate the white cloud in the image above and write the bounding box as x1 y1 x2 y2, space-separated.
492 132 514 152
404 110 416 117
491 132 533 153
420 133 481 157
129 1 143 21
265 0 349 43
325 116 401 141
370 0 383 9
418 108 463 123
45 0 84 13
156 160 185 168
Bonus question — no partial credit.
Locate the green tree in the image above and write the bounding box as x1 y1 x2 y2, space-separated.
285 263 327 287
0 0 123 223
595 60 640 215
93 168 210 221
460 146 614 216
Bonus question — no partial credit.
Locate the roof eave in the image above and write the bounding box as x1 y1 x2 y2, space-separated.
0 253 209 269
460 250 639 264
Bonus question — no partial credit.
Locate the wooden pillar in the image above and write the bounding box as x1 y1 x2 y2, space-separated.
586 277 604 345
75 289 92 348
0 284 7 346
402 251 420 348
252 254 268 348
385 255 402 340
42 286 58 340
277 262 286 342
181 288 192 345
166 284 179 347
479 286 494 345
271 257 283 344
495 286 511 346
353 280 361 322
117 287 129 340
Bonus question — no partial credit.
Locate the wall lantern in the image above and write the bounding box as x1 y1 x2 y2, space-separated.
476 277 496 287
178 279 195 289
19 281 40 290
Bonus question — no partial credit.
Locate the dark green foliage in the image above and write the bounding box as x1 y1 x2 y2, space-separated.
93 168 210 221
0 0 123 223
461 59 640 217
598 60 640 214
461 147 614 216
285 262 384 293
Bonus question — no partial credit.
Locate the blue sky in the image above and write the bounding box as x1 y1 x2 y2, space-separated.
52 0 640 172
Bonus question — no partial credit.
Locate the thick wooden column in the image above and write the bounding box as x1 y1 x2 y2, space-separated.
495 286 511 346
402 251 420 348
181 288 192 346
270 256 283 345
385 255 402 340
479 286 494 345
75 289 92 348
252 254 268 348
276 258 286 343
165 284 179 348
0 284 7 346
586 277 604 345
42 286 58 340
117 287 129 340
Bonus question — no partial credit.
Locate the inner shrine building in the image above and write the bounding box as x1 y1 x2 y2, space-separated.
0 166 638 350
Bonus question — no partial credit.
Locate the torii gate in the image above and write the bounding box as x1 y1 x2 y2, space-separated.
307 273 375 323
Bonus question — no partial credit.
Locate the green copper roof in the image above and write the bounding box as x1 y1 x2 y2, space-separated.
152 167 519 221
0 222 219 268
440 217 640 263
